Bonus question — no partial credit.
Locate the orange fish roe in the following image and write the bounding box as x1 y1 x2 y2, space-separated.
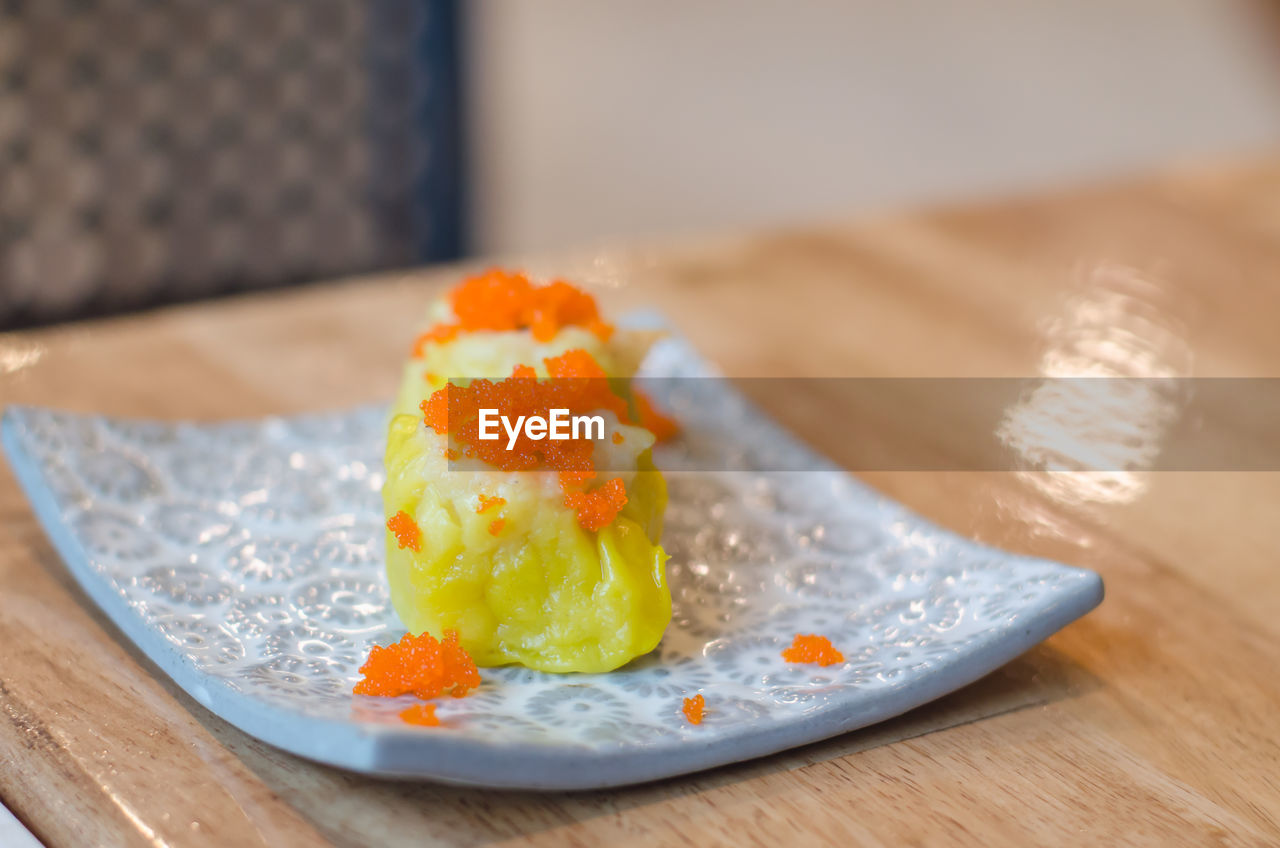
564 478 628 533
475 494 506 514
399 703 439 727
488 518 506 536
411 324 460 357
421 349 630 457
634 389 679 443
387 510 422 552
781 634 845 667
410 269 614 356
353 629 481 699
421 349 637 532
611 431 624 445
682 694 705 725
542 347 609 381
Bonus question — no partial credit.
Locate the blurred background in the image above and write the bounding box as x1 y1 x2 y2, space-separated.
3 0 1280 328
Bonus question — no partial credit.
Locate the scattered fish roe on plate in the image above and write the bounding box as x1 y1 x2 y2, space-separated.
399 703 440 727
782 634 845 667
354 629 481 699
682 693 705 725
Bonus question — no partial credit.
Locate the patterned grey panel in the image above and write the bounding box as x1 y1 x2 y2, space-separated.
0 0 460 327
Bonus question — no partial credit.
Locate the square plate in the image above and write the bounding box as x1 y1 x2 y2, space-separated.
1 337 1102 789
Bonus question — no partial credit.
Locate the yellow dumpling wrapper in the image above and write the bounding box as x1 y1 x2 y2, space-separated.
383 412 670 673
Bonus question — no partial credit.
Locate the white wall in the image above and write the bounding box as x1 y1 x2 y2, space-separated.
466 1 1280 254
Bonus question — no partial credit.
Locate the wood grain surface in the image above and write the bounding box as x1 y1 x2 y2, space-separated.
2 158 1279 846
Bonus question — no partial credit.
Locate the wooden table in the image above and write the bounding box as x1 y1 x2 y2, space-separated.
3 158 1279 846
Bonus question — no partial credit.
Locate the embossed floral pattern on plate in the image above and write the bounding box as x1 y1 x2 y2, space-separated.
0 337 1103 789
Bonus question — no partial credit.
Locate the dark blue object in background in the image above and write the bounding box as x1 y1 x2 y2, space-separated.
369 0 466 267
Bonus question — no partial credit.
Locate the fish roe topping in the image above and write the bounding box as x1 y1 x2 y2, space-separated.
611 431 624 445
782 634 845 667
387 510 422 552
488 518 506 536
410 269 614 356
421 349 638 532
564 478 628 532
682 694 705 725
399 703 439 727
353 629 481 699
634 389 679 443
411 324 460 357
475 494 506 514
421 349 630 460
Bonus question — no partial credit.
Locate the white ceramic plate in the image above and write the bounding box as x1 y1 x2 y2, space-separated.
1 337 1102 789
